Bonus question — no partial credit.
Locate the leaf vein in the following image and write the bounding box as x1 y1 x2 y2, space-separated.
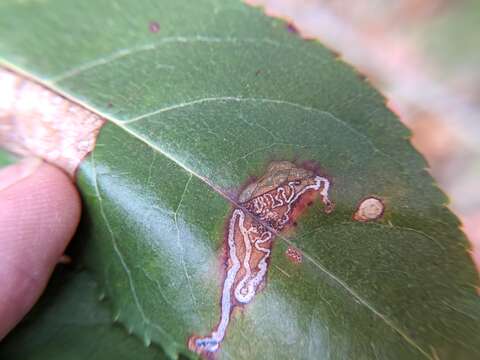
51 35 324 82
173 173 199 313
91 151 177 346
122 96 405 169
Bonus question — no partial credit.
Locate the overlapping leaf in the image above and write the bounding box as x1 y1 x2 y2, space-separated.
0 269 166 360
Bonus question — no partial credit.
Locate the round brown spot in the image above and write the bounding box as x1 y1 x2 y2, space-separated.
149 21 160 33
353 197 384 222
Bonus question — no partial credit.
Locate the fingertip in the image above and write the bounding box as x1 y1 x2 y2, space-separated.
0 159 81 339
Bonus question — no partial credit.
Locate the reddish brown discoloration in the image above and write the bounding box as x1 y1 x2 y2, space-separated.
190 161 333 358
148 21 160 33
285 247 303 264
286 22 298 33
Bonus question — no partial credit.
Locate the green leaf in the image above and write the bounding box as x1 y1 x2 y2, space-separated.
0 268 166 360
1 0 479 359
0 149 16 167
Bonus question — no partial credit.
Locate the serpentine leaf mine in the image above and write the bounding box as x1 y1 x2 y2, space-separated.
189 161 333 358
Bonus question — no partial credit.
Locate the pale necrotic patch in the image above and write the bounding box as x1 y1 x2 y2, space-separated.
0 67 105 176
189 161 333 358
353 196 385 222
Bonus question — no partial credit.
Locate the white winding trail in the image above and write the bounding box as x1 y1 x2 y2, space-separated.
194 208 244 352
193 176 332 354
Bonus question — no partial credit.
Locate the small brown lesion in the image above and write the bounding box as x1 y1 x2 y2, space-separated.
285 247 303 264
148 21 160 33
353 196 385 222
286 22 299 34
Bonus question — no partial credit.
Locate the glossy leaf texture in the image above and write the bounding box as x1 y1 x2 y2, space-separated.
0 0 479 359
0 268 166 360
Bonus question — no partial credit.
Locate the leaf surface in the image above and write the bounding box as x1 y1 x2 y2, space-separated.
0 1 479 359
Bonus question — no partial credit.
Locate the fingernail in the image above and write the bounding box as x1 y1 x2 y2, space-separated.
0 157 43 192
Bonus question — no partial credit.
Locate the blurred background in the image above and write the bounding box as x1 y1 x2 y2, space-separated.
249 0 480 264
